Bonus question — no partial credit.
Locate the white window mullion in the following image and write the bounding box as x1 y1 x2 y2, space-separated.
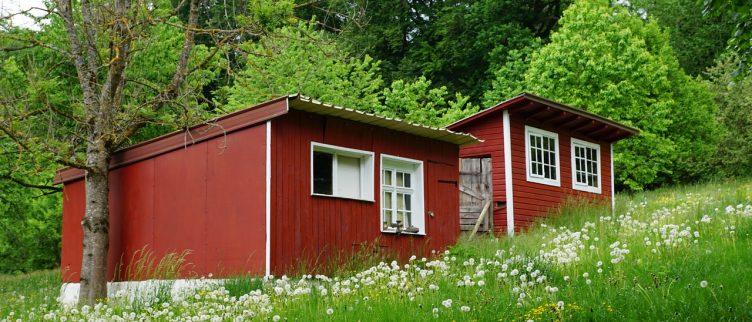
332 152 338 196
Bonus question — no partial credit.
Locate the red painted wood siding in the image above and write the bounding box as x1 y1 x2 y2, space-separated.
270 110 460 274
451 111 510 234
455 113 612 234
508 114 611 230
60 124 267 282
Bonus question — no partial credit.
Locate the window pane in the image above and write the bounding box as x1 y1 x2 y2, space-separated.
382 191 392 209
383 210 393 229
397 172 404 187
383 170 392 186
313 151 333 195
336 155 361 198
397 193 405 210
404 194 411 211
396 210 405 225
403 173 411 188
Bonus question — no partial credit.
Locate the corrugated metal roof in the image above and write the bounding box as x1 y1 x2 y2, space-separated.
288 94 480 146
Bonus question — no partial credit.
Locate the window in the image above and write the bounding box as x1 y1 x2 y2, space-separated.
571 138 601 194
525 126 560 186
381 155 425 235
311 142 374 201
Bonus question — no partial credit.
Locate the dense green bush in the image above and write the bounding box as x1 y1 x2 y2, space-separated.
0 181 60 274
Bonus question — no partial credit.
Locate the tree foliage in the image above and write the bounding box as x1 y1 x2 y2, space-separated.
328 0 570 104
221 22 478 126
705 53 752 177
626 0 735 76
485 0 721 190
220 22 383 112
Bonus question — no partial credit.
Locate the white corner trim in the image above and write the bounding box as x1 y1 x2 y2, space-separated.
610 143 615 214
503 111 515 236
570 138 602 194
524 125 561 187
265 120 271 276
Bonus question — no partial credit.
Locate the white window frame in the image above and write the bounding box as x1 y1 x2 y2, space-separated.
310 142 375 202
380 154 425 235
570 138 602 194
524 125 561 187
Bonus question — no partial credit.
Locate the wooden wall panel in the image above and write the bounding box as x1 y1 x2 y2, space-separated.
270 110 460 274
205 125 267 276
60 180 85 282
59 123 267 282
153 142 209 276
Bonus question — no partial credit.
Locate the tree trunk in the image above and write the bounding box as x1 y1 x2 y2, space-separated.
78 144 111 306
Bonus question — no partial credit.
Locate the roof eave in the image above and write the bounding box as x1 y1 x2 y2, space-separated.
447 92 639 140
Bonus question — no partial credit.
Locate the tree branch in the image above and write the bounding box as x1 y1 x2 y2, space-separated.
0 173 61 192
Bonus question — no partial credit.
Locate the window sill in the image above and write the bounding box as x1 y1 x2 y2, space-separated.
526 176 561 187
380 229 426 236
311 193 374 203
572 185 601 194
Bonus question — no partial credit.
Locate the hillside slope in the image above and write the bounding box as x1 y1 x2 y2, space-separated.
2 179 751 321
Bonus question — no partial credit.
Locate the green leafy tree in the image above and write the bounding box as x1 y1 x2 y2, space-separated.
705 53 752 177
626 0 735 76
219 21 384 112
327 0 570 103
379 76 479 126
703 0 752 69
485 0 721 190
221 22 477 126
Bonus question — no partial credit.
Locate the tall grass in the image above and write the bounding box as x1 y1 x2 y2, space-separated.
2 179 751 321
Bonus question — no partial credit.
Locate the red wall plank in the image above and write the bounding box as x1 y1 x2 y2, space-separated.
60 181 85 282
270 110 460 274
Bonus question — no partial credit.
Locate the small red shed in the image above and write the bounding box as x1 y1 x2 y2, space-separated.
54 94 478 287
447 93 638 235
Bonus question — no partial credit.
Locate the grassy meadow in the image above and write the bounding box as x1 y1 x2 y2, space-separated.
2 179 752 321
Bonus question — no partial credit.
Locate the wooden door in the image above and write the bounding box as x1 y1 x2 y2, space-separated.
459 158 492 231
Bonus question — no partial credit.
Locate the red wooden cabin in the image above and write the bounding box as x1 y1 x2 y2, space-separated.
55 94 478 286
447 93 638 235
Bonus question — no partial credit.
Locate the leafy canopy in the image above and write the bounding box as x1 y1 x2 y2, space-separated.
220 21 478 127
485 0 721 190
